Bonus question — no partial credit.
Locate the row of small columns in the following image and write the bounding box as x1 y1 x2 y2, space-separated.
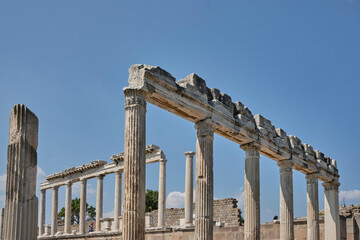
122 89 340 240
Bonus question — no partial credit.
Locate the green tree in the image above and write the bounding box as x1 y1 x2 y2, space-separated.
58 198 96 224
145 189 158 212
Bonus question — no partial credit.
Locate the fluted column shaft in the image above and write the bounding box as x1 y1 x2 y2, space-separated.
114 170 123 231
184 151 195 226
79 179 87 234
195 119 214 240
39 189 46 236
51 187 59 236
123 89 147 240
306 174 320 240
158 159 167 227
323 182 340 240
65 182 72 234
278 160 294 240
241 143 260 240
96 175 104 232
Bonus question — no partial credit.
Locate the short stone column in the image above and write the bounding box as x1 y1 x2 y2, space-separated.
306 173 320 240
123 89 147 240
51 186 59 236
240 142 261 240
278 160 294 240
79 179 87 234
184 151 195 226
195 119 214 240
96 175 104 232
323 181 340 240
39 189 46 236
3 104 39 240
158 158 167 227
113 170 123 231
64 182 72 234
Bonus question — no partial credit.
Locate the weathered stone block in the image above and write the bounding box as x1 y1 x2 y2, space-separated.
177 74 209 102
275 128 290 149
289 135 303 156
254 115 276 139
302 143 316 162
128 64 176 88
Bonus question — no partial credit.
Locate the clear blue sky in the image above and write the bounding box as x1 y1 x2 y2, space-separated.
0 0 359 224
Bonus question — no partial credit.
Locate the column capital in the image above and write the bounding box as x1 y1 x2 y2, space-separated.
277 159 294 170
322 181 340 190
97 174 105 180
240 142 261 151
79 178 87 182
65 181 73 186
53 186 59 191
195 119 215 138
159 158 167 163
124 88 146 109
306 173 320 181
184 151 196 158
40 188 46 193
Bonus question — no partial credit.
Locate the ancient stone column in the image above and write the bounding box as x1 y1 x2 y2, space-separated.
96 175 104 232
195 119 214 240
158 158 167 227
64 182 72 234
51 186 59 236
3 104 38 240
184 151 195 226
278 160 294 240
240 142 261 240
0 208 4 240
79 179 87 234
39 189 46 236
323 181 340 240
306 173 320 240
113 170 123 231
123 89 147 240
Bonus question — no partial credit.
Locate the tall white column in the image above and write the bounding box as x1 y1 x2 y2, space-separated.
241 142 260 240
306 173 320 240
184 151 195 226
123 89 147 240
323 181 340 240
114 170 122 231
195 119 214 240
158 158 167 227
96 175 104 232
79 179 87 234
51 186 59 236
64 182 72 234
39 189 46 236
278 160 294 240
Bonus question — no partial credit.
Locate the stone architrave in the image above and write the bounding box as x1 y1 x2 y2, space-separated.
323 181 340 240
278 160 294 240
306 173 320 240
240 142 261 240
158 158 167 227
123 89 147 240
184 151 195 226
3 104 39 240
195 119 214 240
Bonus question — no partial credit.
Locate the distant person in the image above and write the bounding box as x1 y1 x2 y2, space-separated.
89 223 94 232
272 215 279 224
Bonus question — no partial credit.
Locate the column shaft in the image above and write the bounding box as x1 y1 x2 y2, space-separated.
51 187 59 236
65 183 72 234
96 175 104 232
195 119 214 240
114 170 122 231
39 189 46 236
306 174 320 240
184 152 195 226
323 182 340 240
241 143 260 240
79 179 87 234
123 89 147 240
278 160 294 240
158 159 167 227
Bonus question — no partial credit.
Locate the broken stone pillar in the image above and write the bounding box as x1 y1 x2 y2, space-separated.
3 104 38 240
184 151 195 226
306 173 320 240
113 170 122 231
158 158 167 227
96 175 104 232
79 178 87 234
323 181 340 240
51 186 59 235
64 182 72 234
123 89 147 240
39 189 46 236
195 119 214 240
241 142 260 240
278 160 294 240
